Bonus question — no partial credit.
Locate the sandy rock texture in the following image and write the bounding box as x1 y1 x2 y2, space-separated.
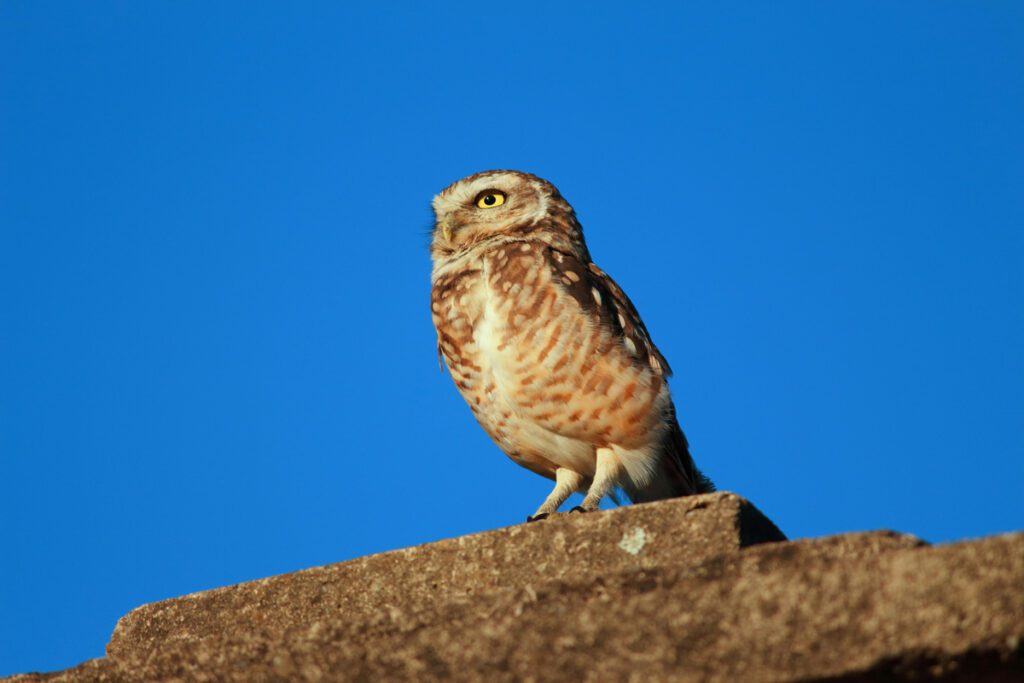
5 492 1022 682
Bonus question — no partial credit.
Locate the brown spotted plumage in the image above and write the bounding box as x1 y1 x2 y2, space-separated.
430 170 712 520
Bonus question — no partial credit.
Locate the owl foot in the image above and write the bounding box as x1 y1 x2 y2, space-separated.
526 513 550 523
569 506 592 513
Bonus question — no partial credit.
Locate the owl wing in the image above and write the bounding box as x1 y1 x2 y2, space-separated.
544 247 672 379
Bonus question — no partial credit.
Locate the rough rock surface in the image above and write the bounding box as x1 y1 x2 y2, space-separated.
5 492 1022 682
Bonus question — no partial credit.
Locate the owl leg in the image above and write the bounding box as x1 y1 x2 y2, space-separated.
527 468 584 521
576 447 622 512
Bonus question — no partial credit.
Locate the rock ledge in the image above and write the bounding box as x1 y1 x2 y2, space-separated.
6 493 1022 682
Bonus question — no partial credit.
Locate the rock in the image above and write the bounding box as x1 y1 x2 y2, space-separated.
107 491 784 660
5 492 1022 682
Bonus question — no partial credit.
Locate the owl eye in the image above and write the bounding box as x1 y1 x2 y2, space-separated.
475 191 506 209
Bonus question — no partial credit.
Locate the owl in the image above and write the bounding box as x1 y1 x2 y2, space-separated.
430 170 712 521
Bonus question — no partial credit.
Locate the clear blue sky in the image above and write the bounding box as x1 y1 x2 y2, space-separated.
2 1 1022 676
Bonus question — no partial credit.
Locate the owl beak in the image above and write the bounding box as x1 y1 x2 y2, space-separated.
439 217 454 242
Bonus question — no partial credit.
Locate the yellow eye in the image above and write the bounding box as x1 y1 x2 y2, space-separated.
476 191 506 209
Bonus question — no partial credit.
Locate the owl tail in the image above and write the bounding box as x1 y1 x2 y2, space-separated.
629 417 714 503
666 419 715 496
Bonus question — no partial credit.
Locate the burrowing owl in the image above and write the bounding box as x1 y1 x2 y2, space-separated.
430 170 712 521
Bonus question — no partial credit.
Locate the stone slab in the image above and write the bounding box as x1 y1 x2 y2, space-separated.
105 492 786 659
9 530 1019 682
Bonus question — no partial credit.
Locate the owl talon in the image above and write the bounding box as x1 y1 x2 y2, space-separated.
570 506 590 513
526 513 549 523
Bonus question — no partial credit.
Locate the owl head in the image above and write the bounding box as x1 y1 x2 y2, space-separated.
430 170 589 261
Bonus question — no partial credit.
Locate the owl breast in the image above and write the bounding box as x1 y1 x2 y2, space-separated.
431 239 670 480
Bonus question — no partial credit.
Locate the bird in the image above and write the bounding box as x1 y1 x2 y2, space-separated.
429 170 713 521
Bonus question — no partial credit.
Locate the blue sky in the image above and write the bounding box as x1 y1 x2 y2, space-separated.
1 1 1022 675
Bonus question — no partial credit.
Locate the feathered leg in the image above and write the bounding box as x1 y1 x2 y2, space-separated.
576 447 621 512
527 467 585 521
